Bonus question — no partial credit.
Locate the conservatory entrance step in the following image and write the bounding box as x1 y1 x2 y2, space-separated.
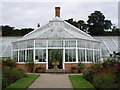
45 69 66 73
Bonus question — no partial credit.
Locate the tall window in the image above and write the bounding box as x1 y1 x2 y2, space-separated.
94 51 100 62
86 50 93 62
19 50 25 62
78 49 85 62
27 50 33 61
65 49 76 62
13 51 18 62
35 49 46 62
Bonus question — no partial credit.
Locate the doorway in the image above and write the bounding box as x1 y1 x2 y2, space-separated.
48 49 63 69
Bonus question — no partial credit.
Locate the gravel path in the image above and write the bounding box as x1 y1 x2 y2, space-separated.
29 74 73 88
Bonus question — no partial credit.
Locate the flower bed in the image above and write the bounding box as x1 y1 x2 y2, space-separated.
83 60 120 88
2 59 27 89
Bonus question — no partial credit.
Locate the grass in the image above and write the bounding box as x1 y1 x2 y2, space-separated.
5 74 39 89
69 75 95 89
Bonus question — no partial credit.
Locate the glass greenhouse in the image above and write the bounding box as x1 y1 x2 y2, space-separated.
12 7 101 70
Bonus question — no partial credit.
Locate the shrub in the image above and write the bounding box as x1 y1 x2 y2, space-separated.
2 59 16 68
92 74 116 88
2 66 27 88
2 77 8 88
78 63 86 69
37 65 44 69
83 69 96 82
71 65 78 69
83 63 103 82
25 60 35 72
102 59 118 68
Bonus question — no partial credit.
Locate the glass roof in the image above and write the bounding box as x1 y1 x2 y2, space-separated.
16 17 97 42
93 36 119 57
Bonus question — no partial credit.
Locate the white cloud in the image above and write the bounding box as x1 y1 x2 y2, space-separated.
1 1 119 29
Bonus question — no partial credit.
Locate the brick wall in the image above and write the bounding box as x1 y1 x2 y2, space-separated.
16 64 46 72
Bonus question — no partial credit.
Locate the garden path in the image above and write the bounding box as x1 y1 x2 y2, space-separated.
28 74 73 88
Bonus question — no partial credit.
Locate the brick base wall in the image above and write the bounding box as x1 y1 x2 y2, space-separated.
16 63 94 73
16 64 46 72
65 63 94 72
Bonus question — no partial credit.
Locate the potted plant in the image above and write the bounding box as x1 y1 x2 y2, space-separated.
71 65 78 73
36 65 44 73
78 63 86 73
25 60 35 73
49 49 61 69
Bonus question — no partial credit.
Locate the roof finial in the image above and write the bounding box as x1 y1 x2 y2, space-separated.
37 23 40 28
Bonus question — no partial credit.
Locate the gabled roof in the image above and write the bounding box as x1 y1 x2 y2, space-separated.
15 17 98 42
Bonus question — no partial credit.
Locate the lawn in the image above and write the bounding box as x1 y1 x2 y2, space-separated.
69 75 95 89
5 74 39 89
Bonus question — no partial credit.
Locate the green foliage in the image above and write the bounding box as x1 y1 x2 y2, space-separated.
2 59 16 68
93 74 116 88
2 77 8 88
102 59 117 67
37 65 44 69
2 66 27 88
69 75 95 88
25 60 35 72
1 25 34 36
71 65 78 69
87 10 112 35
6 74 39 89
78 63 86 69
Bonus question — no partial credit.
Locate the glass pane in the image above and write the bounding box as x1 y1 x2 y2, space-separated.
86 50 93 62
27 40 34 48
35 49 46 62
65 40 76 47
86 41 93 49
48 40 63 47
94 43 100 49
94 51 101 62
19 41 26 49
19 50 25 62
65 49 76 62
13 43 18 49
27 49 33 61
35 40 46 47
13 51 18 62
77 40 85 48
78 49 85 62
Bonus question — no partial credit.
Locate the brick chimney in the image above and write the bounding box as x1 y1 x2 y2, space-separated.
55 7 60 17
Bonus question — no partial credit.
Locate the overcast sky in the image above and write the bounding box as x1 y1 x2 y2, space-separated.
1 0 119 29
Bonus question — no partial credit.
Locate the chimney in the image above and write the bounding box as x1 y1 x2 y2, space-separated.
55 7 60 17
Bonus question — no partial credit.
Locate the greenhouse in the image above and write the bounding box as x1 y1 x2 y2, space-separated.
12 7 101 71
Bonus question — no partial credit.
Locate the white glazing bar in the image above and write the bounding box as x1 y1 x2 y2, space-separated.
63 48 65 69
76 40 78 63
25 50 27 61
101 37 111 53
18 50 19 63
11 44 13 59
33 40 35 63
46 40 48 69
111 37 118 47
85 42 87 62
93 43 95 63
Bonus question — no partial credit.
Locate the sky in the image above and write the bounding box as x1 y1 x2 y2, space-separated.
1 0 120 29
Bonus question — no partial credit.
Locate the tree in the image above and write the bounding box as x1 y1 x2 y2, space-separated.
65 18 87 32
87 11 112 35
